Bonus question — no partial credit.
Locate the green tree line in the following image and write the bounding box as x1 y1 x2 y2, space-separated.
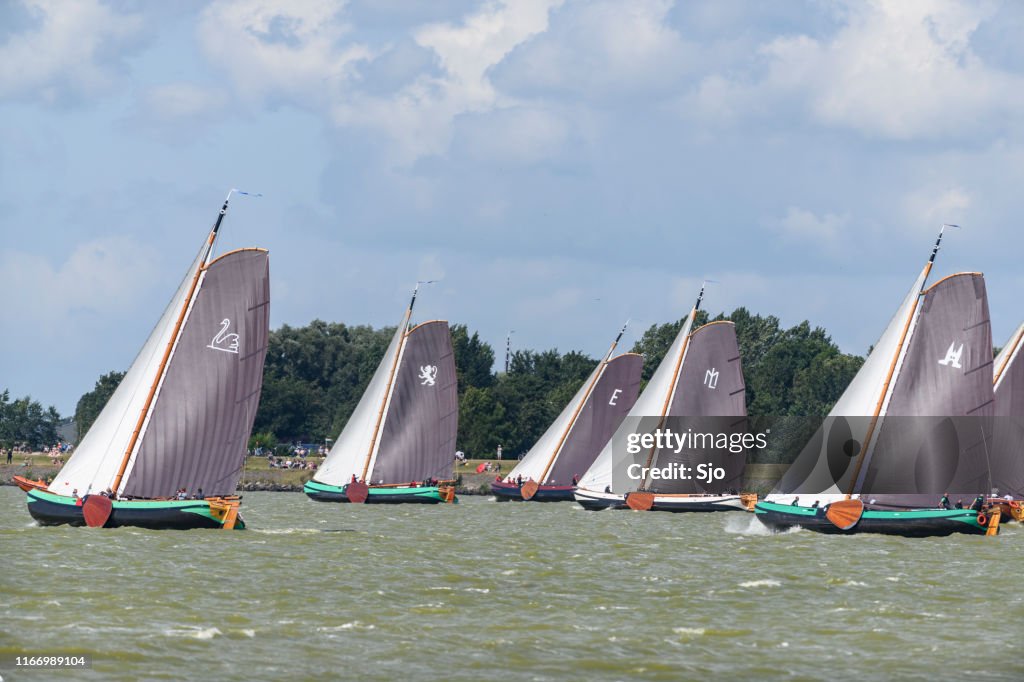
0 389 62 450
69 310 865 460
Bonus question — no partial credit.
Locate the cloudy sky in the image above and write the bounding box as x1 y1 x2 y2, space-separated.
3 0 1024 415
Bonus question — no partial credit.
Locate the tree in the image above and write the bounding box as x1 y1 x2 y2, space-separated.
451 324 494 392
248 431 278 454
74 370 125 443
71 309 870 461
0 389 62 450
633 308 864 418
253 321 393 442
458 385 507 456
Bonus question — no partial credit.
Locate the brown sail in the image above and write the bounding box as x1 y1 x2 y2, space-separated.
122 249 271 498
543 353 642 485
991 324 1024 496
369 320 458 484
857 273 994 508
649 321 747 494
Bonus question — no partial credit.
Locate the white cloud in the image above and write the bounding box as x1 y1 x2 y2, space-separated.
494 0 693 99
414 0 561 107
198 0 563 164
0 237 160 332
333 0 563 163
142 83 228 122
694 0 1024 140
0 0 144 104
197 0 373 106
901 185 972 231
773 206 851 252
455 105 569 164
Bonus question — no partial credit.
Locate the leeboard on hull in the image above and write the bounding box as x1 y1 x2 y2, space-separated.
303 480 456 504
491 481 575 502
26 489 244 530
754 500 988 537
625 492 751 512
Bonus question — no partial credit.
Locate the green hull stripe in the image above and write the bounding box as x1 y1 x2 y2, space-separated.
755 500 983 528
26 489 235 526
304 480 446 500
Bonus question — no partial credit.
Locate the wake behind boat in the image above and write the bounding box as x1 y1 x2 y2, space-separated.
492 321 641 502
24 191 270 530
305 284 459 504
755 227 999 537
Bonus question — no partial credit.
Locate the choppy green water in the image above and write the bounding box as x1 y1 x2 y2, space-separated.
1 487 1022 681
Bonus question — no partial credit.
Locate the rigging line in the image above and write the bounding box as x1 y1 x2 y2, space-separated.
640 281 711 490
111 193 235 494
212 189 261 262
539 318 631 485
846 224 953 498
360 281 436 482
980 415 994 498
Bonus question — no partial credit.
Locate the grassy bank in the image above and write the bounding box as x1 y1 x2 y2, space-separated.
1 456 788 496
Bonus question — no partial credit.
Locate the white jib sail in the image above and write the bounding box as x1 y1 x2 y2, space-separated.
506 359 608 484
577 310 695 493
48 244 208 496
314 318 407 487
766 265 929 504
994 322 1024 390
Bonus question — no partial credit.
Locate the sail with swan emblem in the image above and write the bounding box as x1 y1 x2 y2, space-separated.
24 191 269 530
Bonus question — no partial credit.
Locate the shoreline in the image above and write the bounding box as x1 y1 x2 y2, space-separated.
1 462 784 495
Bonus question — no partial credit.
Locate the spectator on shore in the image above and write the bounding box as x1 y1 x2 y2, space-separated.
5 448 11 465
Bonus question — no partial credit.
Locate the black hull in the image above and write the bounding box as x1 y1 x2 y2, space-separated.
305 488 348 503
27 496 225 530
491 482 575 502
573 491 627 511
756 505 987 537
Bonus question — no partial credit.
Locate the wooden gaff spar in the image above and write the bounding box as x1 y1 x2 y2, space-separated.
24 190 270 530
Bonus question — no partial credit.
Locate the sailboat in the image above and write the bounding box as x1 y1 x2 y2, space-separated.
491 322 642 502
755 227 999 536
574 284 753 512
303 285 459 504
21 191 270 530
987 323 1024 521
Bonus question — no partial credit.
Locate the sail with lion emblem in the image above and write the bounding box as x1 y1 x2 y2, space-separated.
304 285 459 504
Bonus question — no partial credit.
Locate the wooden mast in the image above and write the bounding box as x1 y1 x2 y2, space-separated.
993 324 1024 388
358 284 424 483
110 192 233 494
537 320 629 485
638 283 705 491
845 225 952 497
